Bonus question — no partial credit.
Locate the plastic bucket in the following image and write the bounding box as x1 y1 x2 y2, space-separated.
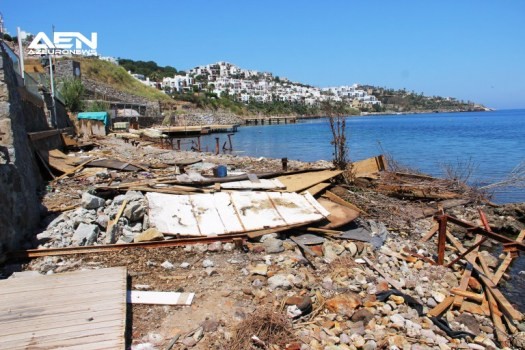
213 165 227 178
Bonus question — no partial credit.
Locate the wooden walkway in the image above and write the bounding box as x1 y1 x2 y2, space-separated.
0 267 127 350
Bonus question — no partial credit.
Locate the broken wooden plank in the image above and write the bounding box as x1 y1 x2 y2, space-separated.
277 170 343 193
428 296 454 317
52 158 94 182
352 155 386 178
453 265 473 307
303 182 331 196
492 229 525 285
323 190 368 215
317 197 359 229
421 222 439 242
460 300 491 316
485 287 510 347
478 274 524 321
220 178 285 190
87 159 141 172
450 288 484 303
127 291 194 305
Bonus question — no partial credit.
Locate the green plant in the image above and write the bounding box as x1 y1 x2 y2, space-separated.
59 78 85 112
85 100 110 112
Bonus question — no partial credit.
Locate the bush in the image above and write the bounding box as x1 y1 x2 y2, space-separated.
59 78 85 112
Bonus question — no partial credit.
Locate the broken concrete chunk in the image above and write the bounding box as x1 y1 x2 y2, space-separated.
249 264 268 276
263 237 284 253
124 190 145 202
322 241 345 262
73 223 99 246
134 228 164 243
267 274 292 290
81 192 105 209
124 201 146 222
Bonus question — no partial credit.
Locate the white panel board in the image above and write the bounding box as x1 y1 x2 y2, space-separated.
230 191 286 231
127 291 194 305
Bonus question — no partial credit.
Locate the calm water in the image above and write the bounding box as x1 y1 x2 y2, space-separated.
199 109 525 204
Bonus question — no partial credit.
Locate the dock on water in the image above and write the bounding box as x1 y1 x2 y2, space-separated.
156 124 239 137
243 116 297 125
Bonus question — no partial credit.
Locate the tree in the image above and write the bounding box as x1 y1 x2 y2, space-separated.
59 78 85 112
322 99 350 172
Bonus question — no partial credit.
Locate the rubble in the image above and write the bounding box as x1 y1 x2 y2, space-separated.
3 136 525 350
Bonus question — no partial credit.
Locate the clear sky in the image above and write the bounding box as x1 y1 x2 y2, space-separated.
3 0 525 109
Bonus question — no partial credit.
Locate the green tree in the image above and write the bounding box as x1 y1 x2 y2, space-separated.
59 78 85 112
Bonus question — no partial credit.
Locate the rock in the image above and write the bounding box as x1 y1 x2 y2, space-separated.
249 264 268 276
427 297 437 308
161 261 174 269
390 295 405 304
181 337 197 347
223 242 235 251
325 293 362 317
285 295 313 314
95 214 109 229
479 251 499 268
260 233 278 242
267 274 292 290
322 241 345 262
467 344 485 350
202 259 214 268
363 340 377 350
443 272 459 288
456 314 480 335
180 262 190 269
201 318 219 332
351 308 374 325
81 193 105 209
431 291 446 303
73 223 99 246
207 241 222 252
205 267 217 276
345 242 358 256
351 334 366 348
390 314 405 328
134 228 164 243
125 190 145 202
263 237 284 253
124 202 145 221
389 334 409 349
420 329 437 342
105 223 120 244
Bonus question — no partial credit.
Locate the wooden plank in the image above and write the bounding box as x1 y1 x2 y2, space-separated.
317 197 359 229
352 155 386 178
277 170 343 193
453 266 473 307
421 222 439 242
428 296 454 317
450 288 484 303
485 288 510 347
0 267 126 350
492 229 525 285
214 192 245 233
231 191 286 230
268 192 328 225
478 274 524 321
303 182 331 196
460 300 490 316
220 178 285 190
127 291 194 305
27 127 75 141
323 190 367 215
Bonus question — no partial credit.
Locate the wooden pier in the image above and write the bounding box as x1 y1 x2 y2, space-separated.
243 116 297 125
156 124 239 137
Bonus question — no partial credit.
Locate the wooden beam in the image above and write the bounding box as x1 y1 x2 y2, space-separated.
421 222 439 242
485 287 510 347
437 216 448 265
492 229 525 285
453 265 473 307
428 296 454 317
450 288 484 303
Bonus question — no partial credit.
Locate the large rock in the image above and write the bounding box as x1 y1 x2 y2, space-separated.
81 193 105 209
134 228 164 243
124 201 146 221
325 293 362 317
73 223 99 246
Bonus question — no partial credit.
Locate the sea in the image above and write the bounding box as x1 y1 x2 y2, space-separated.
199 108 525 309
199 109 525 204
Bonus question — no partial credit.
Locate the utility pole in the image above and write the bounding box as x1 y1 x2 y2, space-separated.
16 27 25 80
49 24 57 128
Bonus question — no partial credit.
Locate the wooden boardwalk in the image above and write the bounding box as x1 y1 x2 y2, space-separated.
0 267 127 350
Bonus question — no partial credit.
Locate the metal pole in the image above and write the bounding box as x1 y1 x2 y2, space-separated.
48 53 57 127
437 215 448 265
16 27 25 79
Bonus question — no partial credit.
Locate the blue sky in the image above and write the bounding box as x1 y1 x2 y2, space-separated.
3 0 525 109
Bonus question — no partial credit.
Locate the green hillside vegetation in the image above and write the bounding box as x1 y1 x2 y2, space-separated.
77 58 172 102
118 59 181 80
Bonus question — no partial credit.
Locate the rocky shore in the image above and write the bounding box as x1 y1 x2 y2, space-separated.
3 137 525 350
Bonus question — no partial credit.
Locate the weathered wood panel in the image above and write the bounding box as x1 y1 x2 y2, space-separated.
0 267 127 350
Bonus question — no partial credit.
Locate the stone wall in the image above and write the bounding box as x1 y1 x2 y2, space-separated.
0 46 43 262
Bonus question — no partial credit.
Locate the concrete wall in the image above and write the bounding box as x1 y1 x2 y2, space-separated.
0 45 43 262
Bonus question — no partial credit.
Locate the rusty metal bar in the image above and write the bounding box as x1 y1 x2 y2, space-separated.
8 233 247 259
446 236 487 268
437 215 448 265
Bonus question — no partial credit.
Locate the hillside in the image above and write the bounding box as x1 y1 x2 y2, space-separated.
75 57 173 102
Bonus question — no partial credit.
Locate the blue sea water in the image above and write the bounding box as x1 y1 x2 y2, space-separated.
199 109 525 204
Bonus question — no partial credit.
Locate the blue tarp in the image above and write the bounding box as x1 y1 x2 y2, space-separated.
77 112 110 126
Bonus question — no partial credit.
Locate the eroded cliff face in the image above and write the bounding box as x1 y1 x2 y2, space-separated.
0 45 43 262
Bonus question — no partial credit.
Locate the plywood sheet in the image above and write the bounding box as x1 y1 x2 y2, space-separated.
277 170 343 193
352 155 386 178
221 178 285 190
127 291 194 305
317 197 359 229
146 191 328 236
0 267 127 350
